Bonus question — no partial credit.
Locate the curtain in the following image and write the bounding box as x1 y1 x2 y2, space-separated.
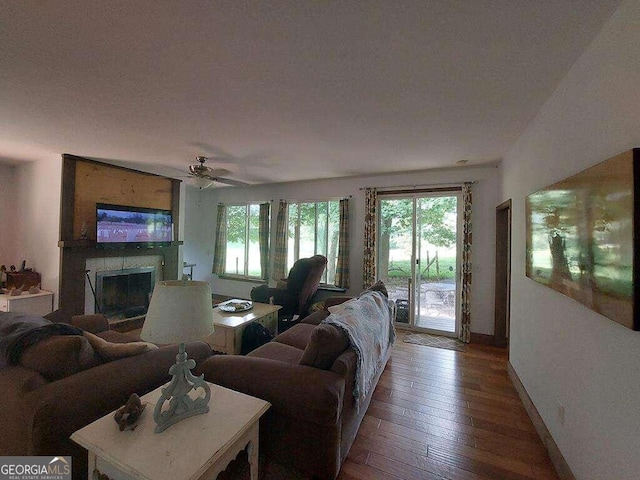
363 188 377 289
334 198 350 288
271 200 289 281
258 202 271 280
459 182 473 343
212 204 227 275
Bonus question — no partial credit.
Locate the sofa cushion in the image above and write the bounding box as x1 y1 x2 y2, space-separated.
83 331 158 361
299 324 350 370
20 335 100 381
97 330 143 344
274 323 316 350
70 314 109 334
249 341 304 365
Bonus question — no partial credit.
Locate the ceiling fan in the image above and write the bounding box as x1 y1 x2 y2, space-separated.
187 156 250 189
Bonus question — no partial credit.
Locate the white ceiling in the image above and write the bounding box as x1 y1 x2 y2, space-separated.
0 1 620 184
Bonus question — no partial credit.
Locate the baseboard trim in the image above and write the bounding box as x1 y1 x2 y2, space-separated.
470 332 494 344
507 362 576 480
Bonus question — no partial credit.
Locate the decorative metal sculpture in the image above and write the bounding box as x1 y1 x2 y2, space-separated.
152 343 211 433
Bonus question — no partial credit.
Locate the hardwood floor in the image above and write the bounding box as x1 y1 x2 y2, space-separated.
338 332 560 480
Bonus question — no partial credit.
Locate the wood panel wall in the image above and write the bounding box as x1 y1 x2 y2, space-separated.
68 157 174 240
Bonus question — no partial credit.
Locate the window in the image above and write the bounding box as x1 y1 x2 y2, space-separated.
287 201 340 285
224 204 265 278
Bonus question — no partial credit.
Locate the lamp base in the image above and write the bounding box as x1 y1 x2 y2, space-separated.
153 342 211 433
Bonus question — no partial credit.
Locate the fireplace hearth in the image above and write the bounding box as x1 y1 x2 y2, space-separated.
96 267 155 319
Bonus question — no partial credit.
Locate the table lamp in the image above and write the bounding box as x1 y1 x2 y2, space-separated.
140 279 214 433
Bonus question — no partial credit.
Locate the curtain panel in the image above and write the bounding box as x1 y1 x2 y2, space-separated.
258 202 271 280
362 188 377 289
212 204 227 275
271 200 289 281
459 182 473 343
334 198 350 289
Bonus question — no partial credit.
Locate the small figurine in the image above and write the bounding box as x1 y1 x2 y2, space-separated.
114 393 147 431
9 285 24 296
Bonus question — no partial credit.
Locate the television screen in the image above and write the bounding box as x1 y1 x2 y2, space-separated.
96 204 173 245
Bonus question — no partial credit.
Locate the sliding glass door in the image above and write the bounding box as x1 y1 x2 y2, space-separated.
377 192 461 336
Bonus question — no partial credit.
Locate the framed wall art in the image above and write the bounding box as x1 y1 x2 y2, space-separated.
526 148 639 330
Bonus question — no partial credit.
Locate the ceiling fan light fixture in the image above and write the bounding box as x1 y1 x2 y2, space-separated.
191 176 213 189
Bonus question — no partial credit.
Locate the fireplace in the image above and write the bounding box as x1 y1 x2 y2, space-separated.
96 267 155 319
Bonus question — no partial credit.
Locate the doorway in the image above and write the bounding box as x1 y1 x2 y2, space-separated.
494 199 512 347
378 191 462 337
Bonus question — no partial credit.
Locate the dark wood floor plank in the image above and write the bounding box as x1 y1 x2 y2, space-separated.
337 459 402 480
340 331 560 480
366 451 449 480
356 425 486 480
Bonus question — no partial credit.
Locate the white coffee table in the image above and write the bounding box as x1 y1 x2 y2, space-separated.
71 382 270 480
205 302 281 354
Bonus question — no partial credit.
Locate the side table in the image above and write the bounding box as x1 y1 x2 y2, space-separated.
0 290 53 315
206 302 281 354
71 382 270 480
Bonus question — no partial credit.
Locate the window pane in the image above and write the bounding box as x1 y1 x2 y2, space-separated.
247 204 261 277
225 205 246 275
326 201 340 285
285 201 342 285
287 204 298 273
316 202 328 257
299 203 316 260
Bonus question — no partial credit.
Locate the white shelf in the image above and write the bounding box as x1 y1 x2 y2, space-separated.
0 290 54 316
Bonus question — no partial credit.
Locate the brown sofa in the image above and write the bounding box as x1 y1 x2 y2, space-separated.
197 293 394 479
0 312 211 480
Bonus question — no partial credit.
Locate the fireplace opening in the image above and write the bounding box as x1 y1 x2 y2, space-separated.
96 267 155 319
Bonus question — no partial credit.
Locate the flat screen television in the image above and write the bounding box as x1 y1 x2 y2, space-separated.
96 203 173 248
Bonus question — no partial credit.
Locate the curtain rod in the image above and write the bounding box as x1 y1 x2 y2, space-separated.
218 200 274 205
358 180 477 191
279 195 352 203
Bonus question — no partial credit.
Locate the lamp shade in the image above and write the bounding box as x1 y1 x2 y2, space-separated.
141 280 214 344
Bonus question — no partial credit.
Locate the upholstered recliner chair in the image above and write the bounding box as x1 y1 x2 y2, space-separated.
251 255 327 332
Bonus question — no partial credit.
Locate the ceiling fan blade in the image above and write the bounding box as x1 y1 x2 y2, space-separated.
189 164 230 177
211 177 252 187
192 145 271 166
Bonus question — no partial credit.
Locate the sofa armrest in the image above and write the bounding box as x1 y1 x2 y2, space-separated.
21 341 211 454
0 366 49 454
323 296 353 309
299 309 329 325
196 355 344 426
69 314 109 334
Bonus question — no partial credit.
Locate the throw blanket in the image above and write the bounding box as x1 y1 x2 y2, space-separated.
324 291 396 409
0 312 82 367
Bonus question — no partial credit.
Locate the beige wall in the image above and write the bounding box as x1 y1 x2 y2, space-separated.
14 157 62 307
502 1 640 478
0 164 17 274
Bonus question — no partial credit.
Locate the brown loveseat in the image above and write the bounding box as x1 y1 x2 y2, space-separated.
197 291 395 479
0 312 211 480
